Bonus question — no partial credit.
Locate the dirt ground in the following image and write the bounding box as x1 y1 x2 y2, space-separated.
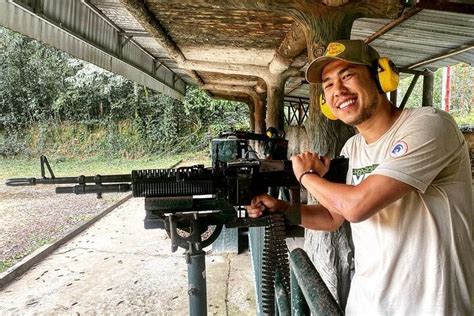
0 183 127 271
0 197 256 315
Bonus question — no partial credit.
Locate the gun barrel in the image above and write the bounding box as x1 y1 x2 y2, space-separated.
6 174 132 187
56 184 131 195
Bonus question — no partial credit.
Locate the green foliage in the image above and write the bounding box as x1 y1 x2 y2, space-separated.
0 28 74 127
0 27 249 158
449 63 473 121
397 64 473 125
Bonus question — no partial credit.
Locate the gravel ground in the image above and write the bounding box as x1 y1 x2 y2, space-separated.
0 183 127 271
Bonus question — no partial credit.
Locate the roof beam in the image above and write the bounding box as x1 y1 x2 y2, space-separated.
285 79 307 95
120 0 306 97
213 94 251 105
364 6 423 44
408 42 474 69
182 60 269 79
202 84 260 105
269 22 307 74
120 31 153 38
119 0 206 86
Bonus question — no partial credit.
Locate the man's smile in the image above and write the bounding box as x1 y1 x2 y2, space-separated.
336 97 357 110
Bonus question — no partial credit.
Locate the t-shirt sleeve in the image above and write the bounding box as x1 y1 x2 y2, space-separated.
370 109 465 193
340 137 354 185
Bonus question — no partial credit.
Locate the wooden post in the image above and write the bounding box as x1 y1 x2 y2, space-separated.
247 101 256 132
265 76 285 131
255 95 266 135
422 71 434 107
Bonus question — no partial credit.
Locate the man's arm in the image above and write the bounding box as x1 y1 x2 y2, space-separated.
246 194 345 231
300 203 346 231
301 173 414 223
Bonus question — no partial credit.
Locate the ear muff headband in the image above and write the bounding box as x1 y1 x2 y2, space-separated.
376 57 399 93
320 94 337 120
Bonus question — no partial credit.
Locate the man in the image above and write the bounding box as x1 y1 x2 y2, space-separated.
247 40 472 314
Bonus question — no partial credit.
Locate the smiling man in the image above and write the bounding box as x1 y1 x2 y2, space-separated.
247 40 472 314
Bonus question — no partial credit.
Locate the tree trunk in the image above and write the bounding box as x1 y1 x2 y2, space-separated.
265 77 285 131
293 8 356 309
254 95 267 154
247 101 256 132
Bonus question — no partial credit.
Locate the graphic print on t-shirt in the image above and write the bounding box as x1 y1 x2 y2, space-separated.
390 140 408 158
351 164 378 185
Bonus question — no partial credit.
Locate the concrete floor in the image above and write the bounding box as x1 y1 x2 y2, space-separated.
0 198 256 315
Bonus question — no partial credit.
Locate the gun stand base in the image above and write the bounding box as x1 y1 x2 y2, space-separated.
186 246 207 316
167 213 208 315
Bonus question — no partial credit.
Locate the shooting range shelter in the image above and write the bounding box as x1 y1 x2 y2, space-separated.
1 0 473 313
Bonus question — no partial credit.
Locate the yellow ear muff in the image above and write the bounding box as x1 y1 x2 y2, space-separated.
377 57 399 93
320 94 337 120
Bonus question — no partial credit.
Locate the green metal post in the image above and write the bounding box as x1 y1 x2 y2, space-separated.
187 246 207 316
275 271 291 315
290 248 343 316
290 267 309 315
249 226 266 315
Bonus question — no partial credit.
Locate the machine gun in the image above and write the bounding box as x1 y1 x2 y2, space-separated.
6 136 348 315
6 154 347 247
6 155 304 244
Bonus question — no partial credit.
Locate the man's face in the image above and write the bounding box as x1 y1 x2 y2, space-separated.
321 60 380 126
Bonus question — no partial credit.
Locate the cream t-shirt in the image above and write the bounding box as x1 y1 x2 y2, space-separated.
341 108 472 315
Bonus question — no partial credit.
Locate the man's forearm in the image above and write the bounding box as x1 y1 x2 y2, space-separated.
276 199 344 231
300 204 344 231
300 173 414 223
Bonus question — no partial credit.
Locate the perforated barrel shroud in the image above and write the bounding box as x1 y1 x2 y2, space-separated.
131 166 217 197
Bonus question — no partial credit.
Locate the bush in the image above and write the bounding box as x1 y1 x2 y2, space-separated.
0 27 249 158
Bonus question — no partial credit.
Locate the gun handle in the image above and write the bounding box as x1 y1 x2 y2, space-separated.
286 185 304 234
289 186 300 205
168 215 179 253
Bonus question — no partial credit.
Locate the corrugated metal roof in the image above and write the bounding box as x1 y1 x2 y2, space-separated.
357 10 474 70
286 9 474 100
1 1 472 104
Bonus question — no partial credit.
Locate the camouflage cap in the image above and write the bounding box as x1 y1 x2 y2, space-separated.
306 40 380 84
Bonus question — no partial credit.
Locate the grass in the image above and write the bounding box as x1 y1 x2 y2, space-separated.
452 111 474 127
0 238 53 273
0 151 211 181
0 260 14 273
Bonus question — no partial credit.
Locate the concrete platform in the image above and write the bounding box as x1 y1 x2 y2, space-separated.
0 198 256 315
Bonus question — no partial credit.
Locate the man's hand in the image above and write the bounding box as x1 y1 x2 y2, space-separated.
246 194 289 218
291 152 330 181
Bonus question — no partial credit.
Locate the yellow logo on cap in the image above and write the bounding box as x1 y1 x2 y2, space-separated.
325 43 345 57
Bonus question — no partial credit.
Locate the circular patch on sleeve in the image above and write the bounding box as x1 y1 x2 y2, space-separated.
390 141 408 158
